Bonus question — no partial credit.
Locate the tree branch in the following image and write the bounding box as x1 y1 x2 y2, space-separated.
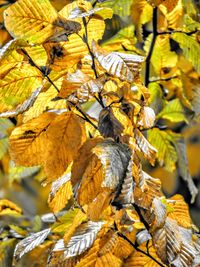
145 7 158 87
68 101 98 130
117 232 165 267
21 49 60 92
149 75 179 83
157 30 198 36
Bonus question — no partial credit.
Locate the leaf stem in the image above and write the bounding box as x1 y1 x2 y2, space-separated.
145 7 158 87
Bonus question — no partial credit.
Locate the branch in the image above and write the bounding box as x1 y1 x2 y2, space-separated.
68 101 98 130
81 18 105 108
145 7 158 87
21 49 60 92
117 232 165 267
149 75 179 83
157 30 198 36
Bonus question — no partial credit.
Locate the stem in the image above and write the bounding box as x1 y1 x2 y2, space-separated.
132 203 150 231
117 232 165 267
68 101 98 130
149 75 179 83
157 30 197 36
21 49 60 92
145 7 158 87
82 18 105 108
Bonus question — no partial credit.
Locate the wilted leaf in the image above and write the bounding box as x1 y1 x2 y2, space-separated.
174 139 198 203
14 228 51 261
93 139 131 190
4 0 81 44
135 129 157 165
98 107 124 140
137 106 155 129
92 41 145 82
54 221 104 259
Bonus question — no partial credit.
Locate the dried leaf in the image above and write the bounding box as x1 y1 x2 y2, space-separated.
14 228 51 261
92 41 145 82
135 129 157 165
93 139 131 190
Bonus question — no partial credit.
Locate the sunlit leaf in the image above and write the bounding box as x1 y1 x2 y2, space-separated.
4 0 81 44
157 99 187 123
147 128 178 171
172 33 200 73
0 199 22 215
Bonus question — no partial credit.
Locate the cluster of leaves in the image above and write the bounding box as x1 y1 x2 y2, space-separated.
0 0 200 266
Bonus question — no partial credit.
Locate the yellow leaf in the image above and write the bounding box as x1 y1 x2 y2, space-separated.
9 112 57 166
148 0 179 12
0 63 43 112
44 111 86 181
48 173 72 213
168 194 192 228
77 154 103 205
0 199 22 215
4 0 81 44
147 128 178 172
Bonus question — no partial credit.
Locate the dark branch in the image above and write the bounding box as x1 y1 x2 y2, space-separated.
117 232 165 267
149 75 179 83
157 30 198 36
21 49 60 92
145 7 158 87
68 101 98 130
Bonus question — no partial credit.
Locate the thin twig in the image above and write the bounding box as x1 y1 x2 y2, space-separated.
21 49 60 92
117 232 165 267
68 101 98 130
149 75 179 83
81 18 105 108
145 7 158 87
157 30 198 36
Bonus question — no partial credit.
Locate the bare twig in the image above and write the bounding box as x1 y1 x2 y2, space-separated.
117 232 165 267
21 49 60 92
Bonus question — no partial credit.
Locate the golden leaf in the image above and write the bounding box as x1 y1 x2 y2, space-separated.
48 173 72 213
71 137 103 190
148 0 179 12
4 0 81 44
44 111 86 181
77 154 103 205
124 241 166 266
0 63 43 113
167 194 192 229
9 112 57 166
0 199 22 215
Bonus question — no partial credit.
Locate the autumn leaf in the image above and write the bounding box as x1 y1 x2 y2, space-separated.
4 0 81 44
